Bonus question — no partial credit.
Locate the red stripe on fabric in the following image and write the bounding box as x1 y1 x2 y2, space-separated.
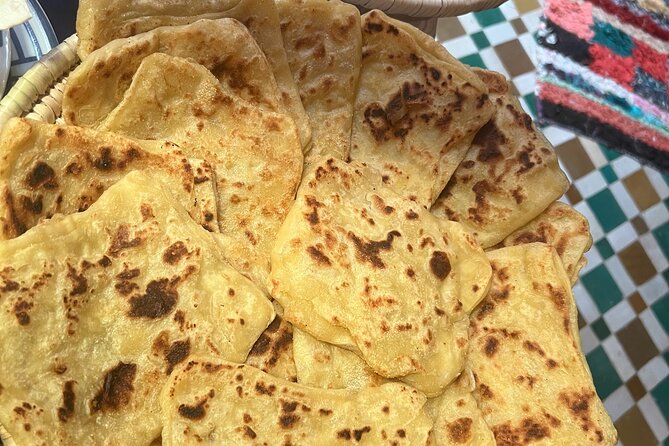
539 82 669 152
589 44 636 89
589 0 669 41
633 39 668 83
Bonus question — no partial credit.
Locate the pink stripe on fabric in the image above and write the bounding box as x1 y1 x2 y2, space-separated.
539 82 669 152
545 0 595 40
631 95 669 125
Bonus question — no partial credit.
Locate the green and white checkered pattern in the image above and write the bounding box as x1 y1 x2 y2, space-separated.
438 2 669 444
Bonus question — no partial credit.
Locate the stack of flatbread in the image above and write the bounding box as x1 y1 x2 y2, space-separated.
0 1 616 445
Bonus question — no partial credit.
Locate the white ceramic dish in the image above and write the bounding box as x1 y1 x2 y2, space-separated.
0 30 9 97
4 0 57 95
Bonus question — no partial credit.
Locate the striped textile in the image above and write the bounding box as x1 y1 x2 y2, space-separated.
536 0 669 172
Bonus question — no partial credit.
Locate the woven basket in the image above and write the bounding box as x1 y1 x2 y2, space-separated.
0 1 508 443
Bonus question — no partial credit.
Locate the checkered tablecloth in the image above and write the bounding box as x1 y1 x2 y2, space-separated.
437 2 669 444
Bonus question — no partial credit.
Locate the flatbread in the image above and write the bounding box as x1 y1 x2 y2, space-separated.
0 171 274 445
502 201 592 285
160 360 433 445
244 303 298 382
270 157 491 396
99 53 303 289
431 69 569 248
468 244 617 445
350 10 493 207
277 0 361 163
425 369 495 446
293 328 386 389
74 1 312 148
64 19 283 130
189 159 220 233
0 117 214 240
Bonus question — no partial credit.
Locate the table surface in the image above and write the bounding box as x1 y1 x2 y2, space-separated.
10 2 669 445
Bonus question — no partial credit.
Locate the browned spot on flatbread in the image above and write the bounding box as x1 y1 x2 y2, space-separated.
25 162 57 189
163 241 189 265
484 336 499 357
255 381 276 396
94 147 115 171
19 195 43 214
243 425 257 439
128 278 178 319
90 362 137 413
493 418 551 445
348 230 401 269
429 251 451 280
513 231 546 244
66 264 87 296
178 400 207 420
140 203 154 221
107 224 142 257
57 381 76 422
13 299 33 325
474 121 507 163
279 413 300 429
447 417 473 443
307 245 331 266
517 150 535 175
337 429 352 440
165 339 191 374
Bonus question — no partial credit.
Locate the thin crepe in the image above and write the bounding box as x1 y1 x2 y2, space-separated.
74 1 311 147
350 10 493 207
0 118 215 240
270 157 491 396
468 244 617 445
0 171 274 446
277 0 361 163
431 69 569 248
160 360 433 445
99 53 303 289
502 201 592 285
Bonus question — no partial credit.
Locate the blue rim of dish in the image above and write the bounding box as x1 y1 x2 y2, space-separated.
28 0 58 50
4 0 59 94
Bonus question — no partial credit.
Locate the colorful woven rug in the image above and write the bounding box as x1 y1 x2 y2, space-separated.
536 0 669 172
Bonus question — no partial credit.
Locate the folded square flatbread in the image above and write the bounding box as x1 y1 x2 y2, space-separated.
468 243 616 445
431 69 569 248
0 171 273 445
74 1 312 147
351 10 493 207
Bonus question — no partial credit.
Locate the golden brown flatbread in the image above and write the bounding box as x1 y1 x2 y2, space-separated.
350 10 493 207
0 171 274 445
431 69 569 248
244 303 297 382
277 0 361 163
160 359 433 445
74 1 311 147
0 118 213 240
99 53 303 289
293 328 386 389
468 244 617 445
501 201 592 285
64 19 284 130
425 369 495 446
270 157 491 396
